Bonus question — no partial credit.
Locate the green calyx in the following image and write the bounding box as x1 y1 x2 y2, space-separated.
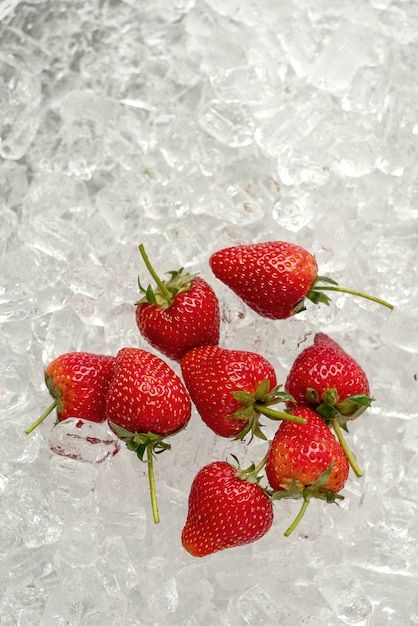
306 387 369 479
229 454 269 489
269 463 344 536
110 422 185 524
45 370 63 414
111 423 173 458
230 380 303 442
136 243 198 309
306 275 394 310
307 386 375 423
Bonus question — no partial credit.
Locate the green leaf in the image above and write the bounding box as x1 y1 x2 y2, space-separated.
321 388 339 406
307 290 332 306
306 387 320 405
231 390 255 406
316 403 341 421
254 379 271 400
270 479 303 500
292 300 306 314
344 394 374 407
136 441 148 461
311 463 333 490
109 422 136 440
315 275 339 285
230 405 255 421
145 284 158 304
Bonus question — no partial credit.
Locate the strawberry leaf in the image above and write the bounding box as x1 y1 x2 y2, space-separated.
231 390 256 405
145 284 158 304
316 403 342 422
270 478 304 500
306 387 320 405
254 379 271 400
321 388 339 406
311 463 333 490
306 290 332 306
315 275 339 285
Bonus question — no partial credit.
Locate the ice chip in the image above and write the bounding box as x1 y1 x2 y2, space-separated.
48 418 121 464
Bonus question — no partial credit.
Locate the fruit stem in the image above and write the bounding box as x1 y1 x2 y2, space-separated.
329 417 363 478
284 492 311 536
25 400 57 435
139 243 171 302
254 404 306 425
147 442 160 524
313 285 394 310
253 455 267 476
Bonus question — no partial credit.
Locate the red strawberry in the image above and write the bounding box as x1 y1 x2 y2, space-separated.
266 407 349 536
181 459 274 557
285 333 373 477
285 333 372 420
25 352 115 435
210 241 394 320
105 347 191 523
135 244 220 362
180 345 304 441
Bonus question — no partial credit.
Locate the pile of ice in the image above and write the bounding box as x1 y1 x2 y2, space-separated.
1 0 418 624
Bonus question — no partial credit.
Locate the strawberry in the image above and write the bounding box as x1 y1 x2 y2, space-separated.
285 333 373 477
105 347 191 523
266 407 349 536
181 459 274 557
285 333 372 420
180 345 304 440
210 241 394 320
25 352 115 435
135 244 220 362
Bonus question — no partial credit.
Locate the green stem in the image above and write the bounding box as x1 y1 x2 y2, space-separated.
253 455 268 476
254 404 306 425
314 285 394 310
25 400 57 435
330 417 363 478
147 442 160 524
138 244 171 302
284 493 311 536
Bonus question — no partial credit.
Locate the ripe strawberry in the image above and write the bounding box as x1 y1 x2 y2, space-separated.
181 459 274 557
210 241 394 320
266 407 349 536
135 244 220 362
105 347 192 523
180 345 303 440
25 352 115 435
285 333 372 421
285 333 373 477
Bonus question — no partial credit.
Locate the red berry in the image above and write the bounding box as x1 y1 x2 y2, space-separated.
266 407 349 535
285 333 372 422
105 347 191 436
136 245 220 361
105 347 192 524
266 407 349 494
210 241 394 319
182 461 274 557
25 352 115 434
210 241 317 319
181 345 298 440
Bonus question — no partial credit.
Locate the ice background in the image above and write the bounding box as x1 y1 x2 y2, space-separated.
1 0 418 624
